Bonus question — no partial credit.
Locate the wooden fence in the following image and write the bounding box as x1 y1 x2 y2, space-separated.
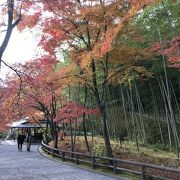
41 141 180 180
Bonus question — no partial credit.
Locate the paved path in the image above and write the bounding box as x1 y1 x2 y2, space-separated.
0 141 126 180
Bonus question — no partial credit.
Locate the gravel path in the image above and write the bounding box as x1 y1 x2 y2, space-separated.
0 141 126 180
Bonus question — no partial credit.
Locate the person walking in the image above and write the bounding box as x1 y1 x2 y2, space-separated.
17 132 25 152
0 133 2 145
26 133 32 151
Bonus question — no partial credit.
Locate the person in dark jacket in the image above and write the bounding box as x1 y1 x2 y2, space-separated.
17 132 25 152
26 133 32 151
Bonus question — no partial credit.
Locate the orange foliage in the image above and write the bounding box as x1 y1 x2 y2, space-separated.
18 12 41 32
0 0 161 129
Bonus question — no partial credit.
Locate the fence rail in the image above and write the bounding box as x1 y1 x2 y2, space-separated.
41 141 180 180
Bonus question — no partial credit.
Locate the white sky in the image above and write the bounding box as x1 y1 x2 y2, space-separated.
0 28 39 80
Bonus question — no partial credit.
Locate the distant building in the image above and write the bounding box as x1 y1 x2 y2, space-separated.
7 117 47 143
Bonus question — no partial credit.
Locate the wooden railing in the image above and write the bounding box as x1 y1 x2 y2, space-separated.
41 141 180 180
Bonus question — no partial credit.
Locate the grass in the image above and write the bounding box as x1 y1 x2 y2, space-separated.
118 141 176 159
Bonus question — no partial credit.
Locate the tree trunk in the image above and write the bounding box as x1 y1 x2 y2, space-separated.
45 120 49 143
82 85 90 152
82 115 90 152
99 103 114 158
91 59 113 158
70 118 74 152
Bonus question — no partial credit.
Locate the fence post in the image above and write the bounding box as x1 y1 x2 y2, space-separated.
62 152 65 161
92 156 96 169
52 149 54 157
55 149 59 155
113 159 117 174
141 165 145 180
76 154 79 165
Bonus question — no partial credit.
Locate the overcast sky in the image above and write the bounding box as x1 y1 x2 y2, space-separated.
0 28 39 79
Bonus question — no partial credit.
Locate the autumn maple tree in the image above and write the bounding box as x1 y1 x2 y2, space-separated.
8 57 62 147
153 35 180 69
1 54 98 149
15 0 162 158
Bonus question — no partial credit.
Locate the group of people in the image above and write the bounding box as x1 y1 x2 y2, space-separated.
17 132 32 152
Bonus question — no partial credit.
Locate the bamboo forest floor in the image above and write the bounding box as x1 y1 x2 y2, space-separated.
55 136 180 169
